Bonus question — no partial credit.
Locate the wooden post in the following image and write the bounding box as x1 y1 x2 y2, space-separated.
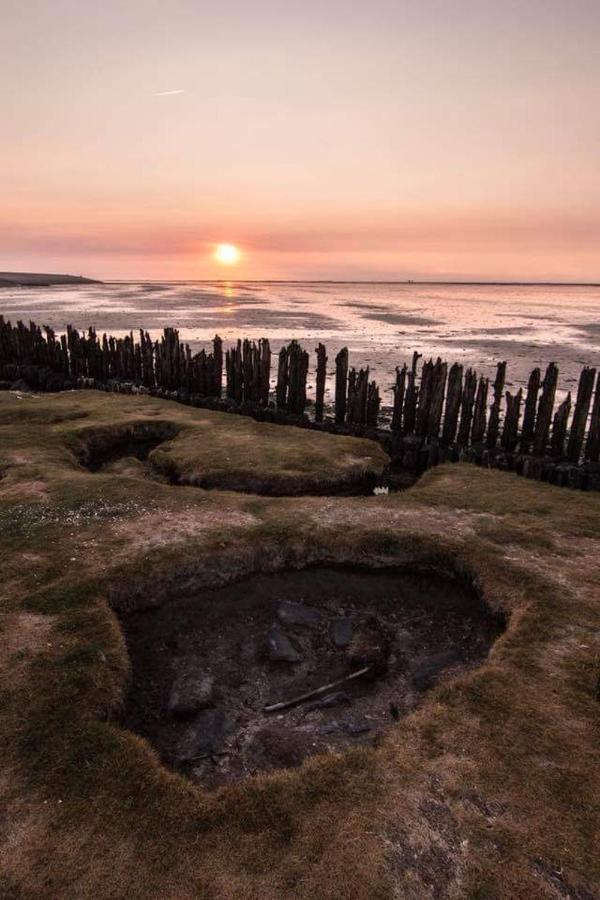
533 362 558 456
471 376 489 444
415 359 433 437
520 367 541 454
334 348 349 425
427 359 447 441
585 371 600 462
213 336 223 397
366 381 380 428
442 362 463 445
276 345 289 408
355 368 369 425
457 368 477 446
259 338 271 405
551 394 571 458
346 368 357 424
501 389 522 452
486 361 507 449
403 352 421 434
391 364 407 432
315 343 327 422
566 366 596 463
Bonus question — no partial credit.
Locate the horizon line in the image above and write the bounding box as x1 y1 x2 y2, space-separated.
101 279 600 287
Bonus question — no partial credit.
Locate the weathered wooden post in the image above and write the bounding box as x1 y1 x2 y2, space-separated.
520 367 541 454
213 335 223 397
501 389 522 452
259 338 271 405
287 341 309 415
334 348 349 425
403 351 421 434
391 364 407 432
457 368 477 446
315 343 327 422
471 376 489 445
441 362 463 445
415 359 434 438
486 361 507 449
551 394 571 458
585 371 600 462
427 359 447 441
567 366 596 463
346 368 357 424
276 345 289 408
533 362 558 455
366 381 380 428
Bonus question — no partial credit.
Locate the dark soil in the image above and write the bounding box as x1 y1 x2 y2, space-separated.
119 566 504 788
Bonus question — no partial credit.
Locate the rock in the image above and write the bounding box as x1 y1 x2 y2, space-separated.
168 660 215 717
264 624 303 663
343 719 371 735
318 721 341 735
175 708 228 764
411 651 457 691
304 691 351 712
331 617 353 648
277 600 323 629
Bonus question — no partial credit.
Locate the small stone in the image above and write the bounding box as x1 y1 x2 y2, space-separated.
331 617 353 648
264 624 303 663
175 708 228 765
343 719 371 735
168 660 215 717
277 600 323 629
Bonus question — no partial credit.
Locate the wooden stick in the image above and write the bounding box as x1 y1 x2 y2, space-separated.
263 665 372 713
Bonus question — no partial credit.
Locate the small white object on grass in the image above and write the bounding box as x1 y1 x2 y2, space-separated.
373 485 389 496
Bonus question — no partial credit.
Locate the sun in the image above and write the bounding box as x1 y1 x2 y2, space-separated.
214 243 241 266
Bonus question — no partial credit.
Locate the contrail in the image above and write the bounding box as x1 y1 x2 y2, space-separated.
153 89 185 96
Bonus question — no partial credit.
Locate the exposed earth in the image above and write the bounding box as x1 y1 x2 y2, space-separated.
121 567 503 787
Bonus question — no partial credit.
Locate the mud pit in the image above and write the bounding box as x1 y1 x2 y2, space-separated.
120 567 504 789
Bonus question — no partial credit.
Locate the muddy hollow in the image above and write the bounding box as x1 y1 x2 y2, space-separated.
120 566 504 789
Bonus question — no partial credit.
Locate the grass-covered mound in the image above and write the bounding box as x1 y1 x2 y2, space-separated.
0 390 388 496
0 390 599 899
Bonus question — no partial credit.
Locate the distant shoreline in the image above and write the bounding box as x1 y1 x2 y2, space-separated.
0 272 101 287
105 279 600 287
1 275 598 287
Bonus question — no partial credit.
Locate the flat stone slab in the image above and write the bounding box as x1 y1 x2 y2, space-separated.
331 616 353 647
168 660 215 717
175 708 228 764
265 624 303 663
277 600 323 629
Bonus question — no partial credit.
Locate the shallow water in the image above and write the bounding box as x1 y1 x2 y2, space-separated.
2 281 599 402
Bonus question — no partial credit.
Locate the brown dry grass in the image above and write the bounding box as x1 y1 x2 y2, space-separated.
0 390 599 899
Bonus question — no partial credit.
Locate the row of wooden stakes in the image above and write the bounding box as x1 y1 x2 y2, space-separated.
0 315 599 465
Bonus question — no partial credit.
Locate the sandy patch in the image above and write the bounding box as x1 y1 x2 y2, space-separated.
112 507 259 551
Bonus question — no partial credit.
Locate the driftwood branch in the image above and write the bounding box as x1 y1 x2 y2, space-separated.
263 665 371 713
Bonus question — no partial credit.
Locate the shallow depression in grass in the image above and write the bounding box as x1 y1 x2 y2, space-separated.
69 420 415 495
119 566 504 789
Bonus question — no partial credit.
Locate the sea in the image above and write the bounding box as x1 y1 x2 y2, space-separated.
1 281 599 404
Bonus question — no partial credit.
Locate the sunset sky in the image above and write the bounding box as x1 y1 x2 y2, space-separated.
2 0 599 281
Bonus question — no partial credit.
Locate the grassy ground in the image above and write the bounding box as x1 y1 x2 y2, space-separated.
0 390 599 899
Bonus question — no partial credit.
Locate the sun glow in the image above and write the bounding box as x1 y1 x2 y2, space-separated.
214 243 241 266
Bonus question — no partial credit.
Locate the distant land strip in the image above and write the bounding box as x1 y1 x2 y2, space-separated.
0 272 101 287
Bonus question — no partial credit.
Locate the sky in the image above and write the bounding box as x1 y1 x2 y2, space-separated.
1 0 599 281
